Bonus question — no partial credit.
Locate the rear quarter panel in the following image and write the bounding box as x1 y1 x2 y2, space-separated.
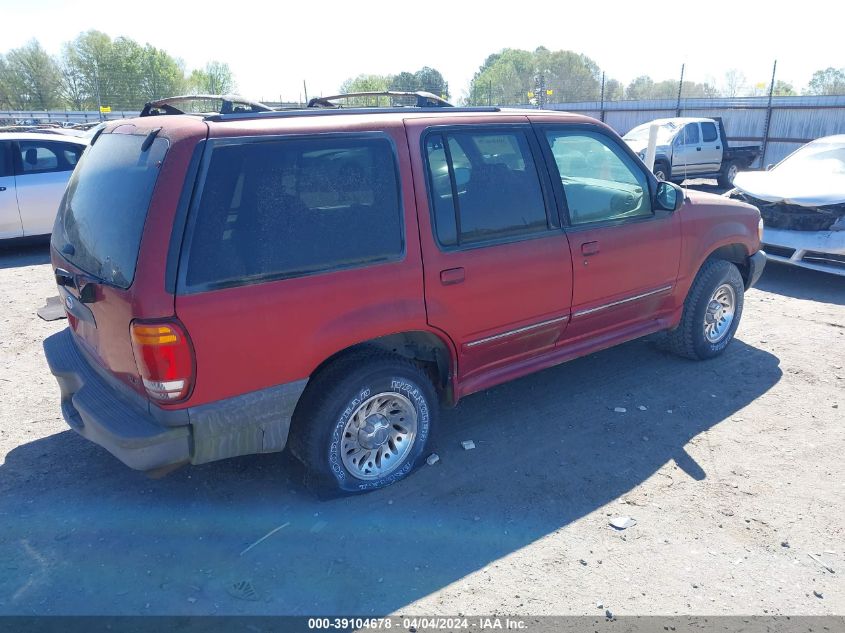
173 119 435 407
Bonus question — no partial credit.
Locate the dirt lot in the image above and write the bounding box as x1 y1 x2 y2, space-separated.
0 239 842 617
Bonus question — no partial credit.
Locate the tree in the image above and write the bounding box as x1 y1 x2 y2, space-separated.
466 47 605 106
723 69 747 97
413 67 448 98
57 42 87 109
140 45 185 101
602 78 624 101
3 40 62 109
188 61 235 95
806 67 845 95
772 80 796 96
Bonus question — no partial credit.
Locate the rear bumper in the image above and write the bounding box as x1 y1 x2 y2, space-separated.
746 250 767 289
44 329 308 472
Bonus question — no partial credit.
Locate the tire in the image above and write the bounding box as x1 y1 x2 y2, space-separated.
653 162 670 181
664 259 745 360
718 160 740 188
288 352 437 494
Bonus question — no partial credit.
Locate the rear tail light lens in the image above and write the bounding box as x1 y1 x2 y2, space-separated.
130 321 194 402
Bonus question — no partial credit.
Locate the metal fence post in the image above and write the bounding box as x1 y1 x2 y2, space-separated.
760 60 777 169
676 64 685 117
599 72 606 122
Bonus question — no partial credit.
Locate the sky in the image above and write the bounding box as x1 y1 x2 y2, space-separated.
0 0 840 102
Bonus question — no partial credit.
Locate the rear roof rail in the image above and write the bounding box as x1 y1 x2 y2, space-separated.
140 94 274 117
307 90 453 109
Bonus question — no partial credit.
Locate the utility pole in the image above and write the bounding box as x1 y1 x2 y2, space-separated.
676 63 685 117
94 59 103 122
488 80 492 107
303 80 309 104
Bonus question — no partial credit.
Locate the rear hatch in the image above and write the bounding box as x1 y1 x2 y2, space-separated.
50 120 205 399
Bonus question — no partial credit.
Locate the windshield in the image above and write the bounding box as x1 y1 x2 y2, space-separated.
775 139 845 177
52 133 168 288
623 121 680 145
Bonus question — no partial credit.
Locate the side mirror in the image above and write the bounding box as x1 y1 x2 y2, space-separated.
656 181 683 212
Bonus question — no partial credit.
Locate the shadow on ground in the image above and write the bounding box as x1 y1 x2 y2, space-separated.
0 239 50 271
0 336 781 615
755 261 845 306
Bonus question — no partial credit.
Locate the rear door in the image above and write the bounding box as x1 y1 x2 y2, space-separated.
408 119 573 383
699 120 722 172
0 141 23 239
536 124 681 343
13 139 84 235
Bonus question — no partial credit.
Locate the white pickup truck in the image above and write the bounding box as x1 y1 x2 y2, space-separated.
623 117 761 187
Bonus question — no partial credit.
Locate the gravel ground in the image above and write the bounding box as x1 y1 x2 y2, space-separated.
0 239 842 617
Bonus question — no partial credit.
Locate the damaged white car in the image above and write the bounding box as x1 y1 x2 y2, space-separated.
727 135 845 276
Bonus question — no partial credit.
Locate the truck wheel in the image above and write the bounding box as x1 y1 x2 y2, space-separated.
664 259 745 360
653 162 670 181
718 160 740 188
288 352 437 494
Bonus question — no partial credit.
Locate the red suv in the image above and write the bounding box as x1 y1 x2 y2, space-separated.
44 95 766 494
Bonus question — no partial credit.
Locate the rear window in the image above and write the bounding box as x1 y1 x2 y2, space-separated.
52 133 168 288
183 136 403 290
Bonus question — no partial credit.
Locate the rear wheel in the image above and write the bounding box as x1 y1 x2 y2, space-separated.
288 352 437 494
664 259 745 360
718 160 740 188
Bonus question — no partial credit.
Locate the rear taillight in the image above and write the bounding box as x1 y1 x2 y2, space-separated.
130 320 194 402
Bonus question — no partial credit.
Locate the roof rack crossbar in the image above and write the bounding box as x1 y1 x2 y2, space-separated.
140 94 273 117
306 90 453 109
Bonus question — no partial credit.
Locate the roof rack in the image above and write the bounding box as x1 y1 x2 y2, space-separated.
203 106 500 123
140 94 273 117
306 91 453 109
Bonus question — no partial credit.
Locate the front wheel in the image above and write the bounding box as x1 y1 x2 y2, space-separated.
288 352 437 494
664 259 745 360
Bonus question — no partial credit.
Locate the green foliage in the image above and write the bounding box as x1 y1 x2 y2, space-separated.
0 32 234 111
2 40 62 109
806 67 845 96
466 47 603 105
187 61 235 95
772 80 796 96
625 75 719 100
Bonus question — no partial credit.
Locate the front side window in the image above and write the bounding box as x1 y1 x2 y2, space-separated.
424 129 549 247
0 142 10 178
185 136 403 289
545 130 652 225
17 140 83 174
683 124 701 145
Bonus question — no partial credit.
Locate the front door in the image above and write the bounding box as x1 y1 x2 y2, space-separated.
0 141 23 239
408 121 573 382
671 123 704 178
537 125 681 343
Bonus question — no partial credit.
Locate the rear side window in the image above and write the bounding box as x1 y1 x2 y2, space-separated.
424 129 549 248
52 133 169 288
184 136 403 289
701 122 718 142
17 140 84 174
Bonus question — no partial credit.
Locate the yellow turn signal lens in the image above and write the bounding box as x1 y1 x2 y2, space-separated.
131 324 179 346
